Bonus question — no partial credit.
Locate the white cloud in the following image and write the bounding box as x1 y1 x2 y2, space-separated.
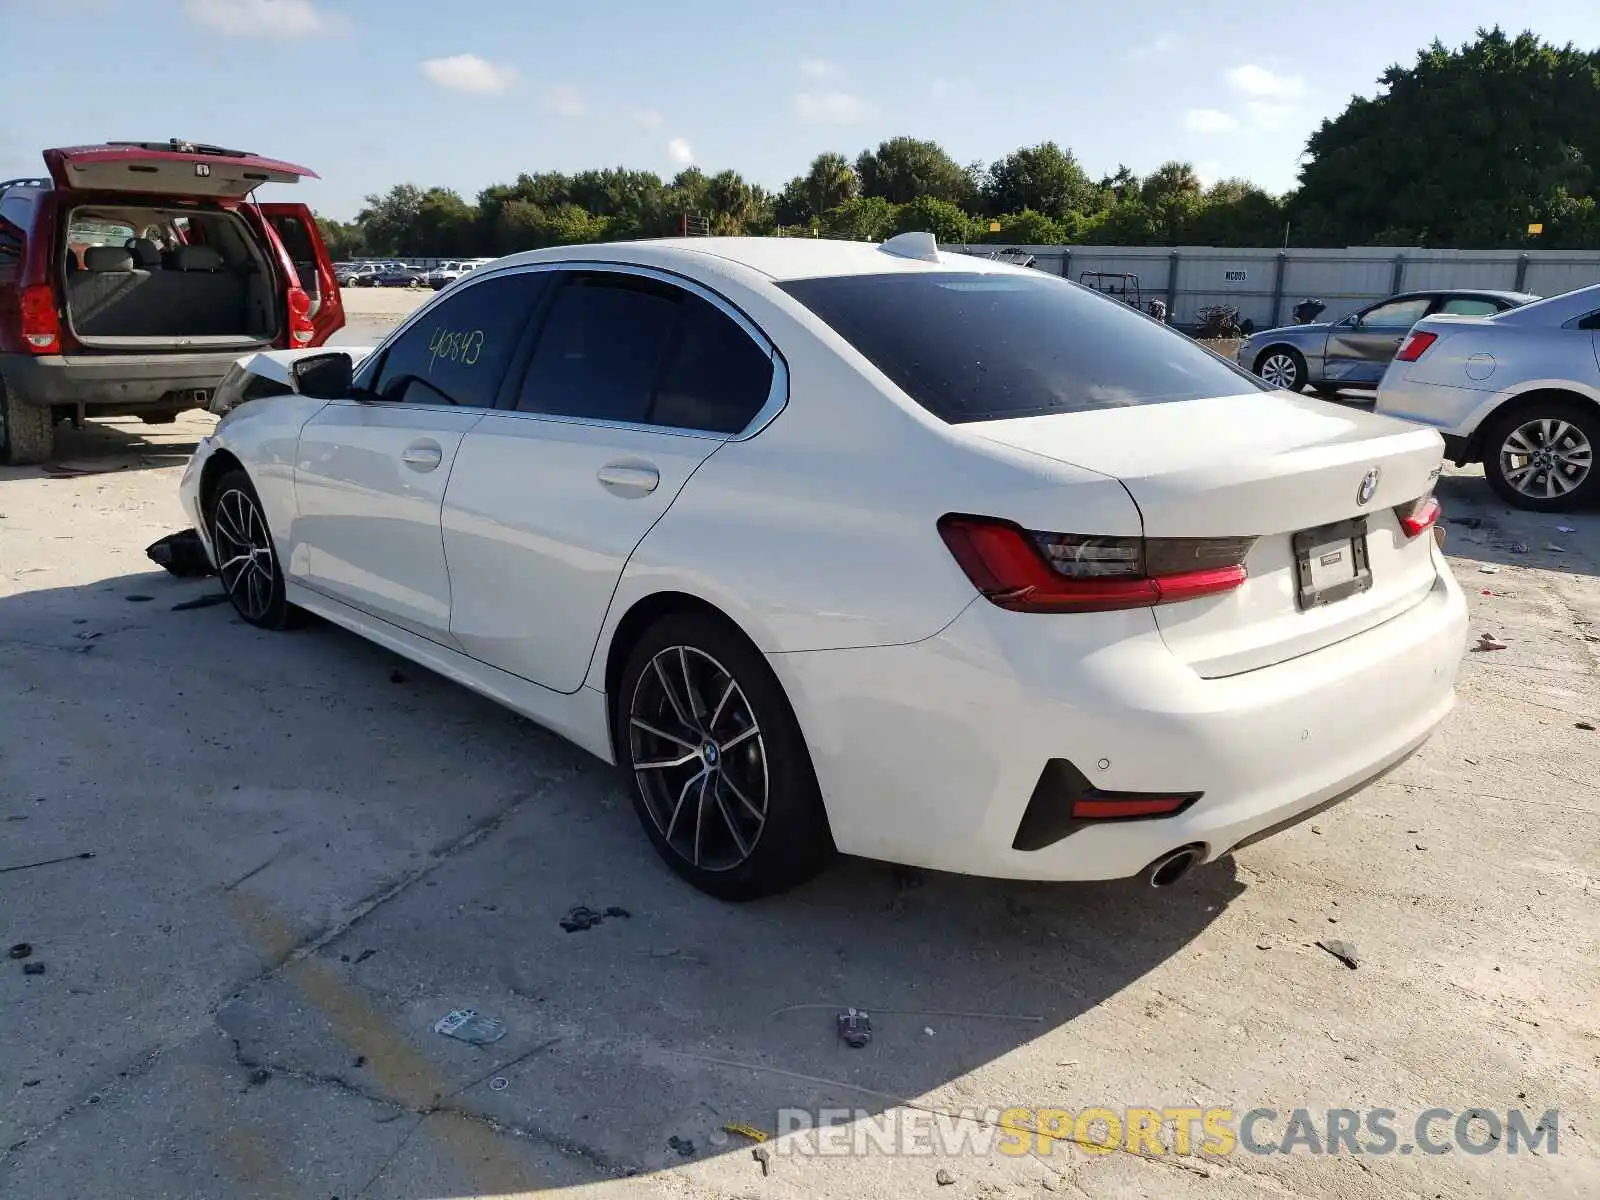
795 91 869 124
630 108 664 129
420 54 517 94
667 137 695 166
546 85 587 116
183 0 330 37
799 59 836 79
1245 100 1298 132
1185 108 1239 134
1226 64 1306 100
1125 34 1180 62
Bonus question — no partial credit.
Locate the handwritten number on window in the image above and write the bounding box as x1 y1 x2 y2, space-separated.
427 327 485 373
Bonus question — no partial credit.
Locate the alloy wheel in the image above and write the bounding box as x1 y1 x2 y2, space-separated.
627 645 769 872
1259 353 1300 389
212 487 276 621
1499 418 1593 501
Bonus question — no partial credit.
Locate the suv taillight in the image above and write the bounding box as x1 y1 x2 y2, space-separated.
20 284 60 353
1395 330 1437 362
287 286 314 345
938 515 1255 613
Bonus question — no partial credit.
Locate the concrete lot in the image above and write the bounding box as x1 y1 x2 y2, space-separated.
1 315 1598 1197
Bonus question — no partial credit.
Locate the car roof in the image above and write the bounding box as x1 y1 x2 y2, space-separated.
1384 289 1537 303
490 237 1030 283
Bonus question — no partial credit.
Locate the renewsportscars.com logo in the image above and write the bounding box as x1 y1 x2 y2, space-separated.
769 1106 1561 1158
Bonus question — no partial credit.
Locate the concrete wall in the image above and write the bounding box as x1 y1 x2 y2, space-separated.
949 244 1600 329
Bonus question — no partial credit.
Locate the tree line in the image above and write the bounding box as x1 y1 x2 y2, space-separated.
317 28 1600 259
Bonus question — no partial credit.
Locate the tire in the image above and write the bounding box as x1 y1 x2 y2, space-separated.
615 611 834 900
1254 346 1306 392
1481 400 1600 512
0 376 56 466
207 468 299 629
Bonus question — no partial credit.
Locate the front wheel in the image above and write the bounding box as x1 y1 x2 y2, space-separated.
208 469 299 629
1254 347 1305 392
616 612 833 900
1482 403 1598 511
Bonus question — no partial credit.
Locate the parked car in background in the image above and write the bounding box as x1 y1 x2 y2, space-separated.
372 264 424 288
338 262 388 287
179 233 1465 899
1235 289 1539 393
428 258 495 291
1375 282 1600 511
0 139 342 464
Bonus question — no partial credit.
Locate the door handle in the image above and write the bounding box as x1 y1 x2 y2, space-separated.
597 461 660 497
401 440 443 471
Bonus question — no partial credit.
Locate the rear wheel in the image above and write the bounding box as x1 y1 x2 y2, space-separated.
616 612 833 900
1482 401 1599 511
0 376 55 466
1254 347 1306 392
208 468 298 629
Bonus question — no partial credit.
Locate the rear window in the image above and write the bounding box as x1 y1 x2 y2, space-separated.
779 271 1263 423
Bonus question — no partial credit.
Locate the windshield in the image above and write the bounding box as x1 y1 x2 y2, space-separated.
779 271 1265 424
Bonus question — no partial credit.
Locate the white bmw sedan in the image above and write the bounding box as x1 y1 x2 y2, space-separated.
180 234 1468 899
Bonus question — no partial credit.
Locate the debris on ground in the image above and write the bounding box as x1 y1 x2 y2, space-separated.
1509 541 1529 554
7 943 32 960
0 851 96 876
124 595 153 603
924 1026 936 1037
247 1068 272 1087
1577 722 1596 732
1544 543 1567 553
22 962 46 976
1473 634 1508 652
355 948 376 963
1448 516 1483 529
488 1077 509 1092
666 1135 695 1157
603 906 631 919
1256 940 1273 950
171 593 229 612
559 906 605 932
936 1167 957 1185
1317 939 1359 970
837 1007 873 1048
723 1122 769 1144
388 669 407 684
432 1009 507 1045
1555 525 1576 534
146 529 216 577
753 1146 771 1176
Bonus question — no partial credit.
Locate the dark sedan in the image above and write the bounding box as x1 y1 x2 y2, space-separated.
1235 289 1539 392
372 266 425 288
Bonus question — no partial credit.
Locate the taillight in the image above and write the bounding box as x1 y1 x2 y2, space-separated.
1394 493 1441 539
1395 330 1437 362
938 515 1254 613
20 284 60 353
287 286 314 345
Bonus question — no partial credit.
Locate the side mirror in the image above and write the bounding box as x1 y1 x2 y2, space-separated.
290 351 353 400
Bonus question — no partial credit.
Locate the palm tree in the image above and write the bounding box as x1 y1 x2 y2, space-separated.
804 152 858 216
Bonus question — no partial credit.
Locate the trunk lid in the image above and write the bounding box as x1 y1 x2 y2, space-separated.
966 393 1446 677
43 141 315 199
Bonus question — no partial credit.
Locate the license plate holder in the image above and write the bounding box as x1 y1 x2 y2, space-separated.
1293 516 1371 610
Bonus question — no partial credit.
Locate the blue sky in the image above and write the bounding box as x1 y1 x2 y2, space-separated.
5 0 1599 220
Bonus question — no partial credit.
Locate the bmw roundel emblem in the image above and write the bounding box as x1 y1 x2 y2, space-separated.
1357 467 1381 506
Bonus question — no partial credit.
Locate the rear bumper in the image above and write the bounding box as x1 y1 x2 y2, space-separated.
0 350 257 409
775 546 1468 882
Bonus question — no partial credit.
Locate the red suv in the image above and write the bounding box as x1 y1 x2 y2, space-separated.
0 140 343 464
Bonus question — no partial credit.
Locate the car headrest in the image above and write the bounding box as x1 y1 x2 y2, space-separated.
127 237 163 269
173 245 225 272
84 246 135 272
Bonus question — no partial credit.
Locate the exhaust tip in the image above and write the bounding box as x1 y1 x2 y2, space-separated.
1144 843 1206 888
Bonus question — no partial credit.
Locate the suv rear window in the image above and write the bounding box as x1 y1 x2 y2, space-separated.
779 271 1263 423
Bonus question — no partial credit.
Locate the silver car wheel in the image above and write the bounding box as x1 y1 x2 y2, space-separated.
212 487 276 621
1259 353 1300 389
1499 418 1593 500
628 645 769 872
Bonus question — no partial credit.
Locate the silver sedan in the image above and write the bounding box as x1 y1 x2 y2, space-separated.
1375 282 1600 511
1236 290 1538 393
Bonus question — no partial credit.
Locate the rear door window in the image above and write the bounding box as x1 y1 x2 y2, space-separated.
1358 298 1431 328
1436 297 1501 317
779 271 1262 424
365 271 548 407
651 294 774 433
515 273 682 423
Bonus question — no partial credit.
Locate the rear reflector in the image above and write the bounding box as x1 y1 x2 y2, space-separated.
1395 330 1438 362
938 514 1253 613
1395 494 1441 538
1013 759 1203 850
1071 796 1194 820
